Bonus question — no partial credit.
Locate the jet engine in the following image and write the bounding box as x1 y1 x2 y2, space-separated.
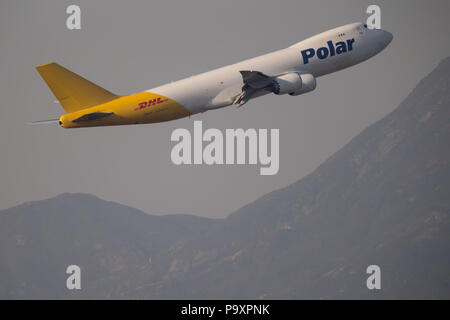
273 73 316 96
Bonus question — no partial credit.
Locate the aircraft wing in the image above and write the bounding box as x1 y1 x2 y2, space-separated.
240 71 277 89
234 70 278 106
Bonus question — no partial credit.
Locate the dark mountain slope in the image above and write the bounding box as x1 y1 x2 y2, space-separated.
0 193 218 299
1 57 449 299
135 57 450 299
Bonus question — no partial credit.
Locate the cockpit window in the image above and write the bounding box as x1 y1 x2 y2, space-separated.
357 25 364 34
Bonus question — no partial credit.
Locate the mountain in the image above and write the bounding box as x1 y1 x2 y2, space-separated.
1 56 449 299
130 56 450 299
0 193 218 299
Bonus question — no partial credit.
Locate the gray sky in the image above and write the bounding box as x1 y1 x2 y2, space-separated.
1 0 449 218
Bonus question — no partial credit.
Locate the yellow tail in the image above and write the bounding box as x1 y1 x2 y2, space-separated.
36 62 119 113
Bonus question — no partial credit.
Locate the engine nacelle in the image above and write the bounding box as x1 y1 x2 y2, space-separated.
289 73 316 96
273 72 316 96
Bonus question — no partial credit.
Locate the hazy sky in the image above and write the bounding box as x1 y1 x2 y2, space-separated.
1 0 449 218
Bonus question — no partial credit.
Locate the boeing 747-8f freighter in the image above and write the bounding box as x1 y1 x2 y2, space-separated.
36 22 392 128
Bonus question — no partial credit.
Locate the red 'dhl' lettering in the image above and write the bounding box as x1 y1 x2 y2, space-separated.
134 97 168 111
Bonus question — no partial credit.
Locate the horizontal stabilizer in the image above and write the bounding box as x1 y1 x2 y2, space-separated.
72 112 114 123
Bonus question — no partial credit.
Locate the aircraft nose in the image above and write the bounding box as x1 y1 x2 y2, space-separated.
379 29 393 48
383 30 393 44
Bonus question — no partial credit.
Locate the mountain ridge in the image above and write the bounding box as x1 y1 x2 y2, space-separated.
131 55 450 299
1 56 449 299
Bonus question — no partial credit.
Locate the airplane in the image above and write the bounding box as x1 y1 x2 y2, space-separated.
35 22 392 128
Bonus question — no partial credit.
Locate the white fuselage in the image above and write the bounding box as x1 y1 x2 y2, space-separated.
149 22 393 115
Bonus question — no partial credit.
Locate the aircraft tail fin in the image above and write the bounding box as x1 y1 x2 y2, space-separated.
36 62 120 113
